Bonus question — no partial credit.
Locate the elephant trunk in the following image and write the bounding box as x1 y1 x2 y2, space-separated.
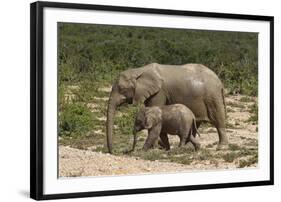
132 128 138 151
106 85 126 153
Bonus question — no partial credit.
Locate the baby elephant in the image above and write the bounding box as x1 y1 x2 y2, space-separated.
132 104 201 151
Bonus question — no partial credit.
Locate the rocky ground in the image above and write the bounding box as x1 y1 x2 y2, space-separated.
59 86 258 177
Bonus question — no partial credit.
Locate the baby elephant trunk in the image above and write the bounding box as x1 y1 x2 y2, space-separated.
131 128 138 151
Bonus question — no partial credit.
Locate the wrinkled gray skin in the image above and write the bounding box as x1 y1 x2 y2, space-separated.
133 104 201 151
106 63 227 153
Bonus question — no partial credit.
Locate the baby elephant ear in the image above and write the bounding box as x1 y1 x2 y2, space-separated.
133 69 163 104
144 107 162 129
144 116 153 129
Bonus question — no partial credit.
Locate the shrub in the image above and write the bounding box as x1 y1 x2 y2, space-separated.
59 103 94 137
238 154 258 168
222 152 237 162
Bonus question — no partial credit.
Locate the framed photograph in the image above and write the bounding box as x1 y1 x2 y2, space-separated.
30 1 274 200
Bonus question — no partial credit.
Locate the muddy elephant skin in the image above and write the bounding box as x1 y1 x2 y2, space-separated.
133 104 201 151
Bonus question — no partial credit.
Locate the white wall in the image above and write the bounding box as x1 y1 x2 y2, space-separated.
0 0 279 201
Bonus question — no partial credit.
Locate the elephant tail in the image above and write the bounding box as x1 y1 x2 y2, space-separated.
222 88 226 117
193 119 201 137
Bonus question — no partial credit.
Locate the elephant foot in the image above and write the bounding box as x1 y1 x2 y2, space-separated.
143 144 152 151
158 140 166 149
142 147 149 152
194 143 201 151
123 149 134 154
158 140 170 150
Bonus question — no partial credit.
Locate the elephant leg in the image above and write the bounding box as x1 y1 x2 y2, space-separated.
179 137 183 147
179 136 187 147
159 132 170 150
189 135 201 151
206 100 228 147
179 130 189 147
143 132 158 151
216 127 228 147
143 124 161 151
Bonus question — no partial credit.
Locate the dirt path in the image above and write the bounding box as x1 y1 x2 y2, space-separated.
60 146 196 177
59 145 242 177
59 88 258 177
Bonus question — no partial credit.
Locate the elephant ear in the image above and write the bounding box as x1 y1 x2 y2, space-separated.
133 68 163 104
144 107 162 129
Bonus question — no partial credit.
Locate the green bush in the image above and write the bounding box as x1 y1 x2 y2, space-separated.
58 23 258 97
59 103 94 137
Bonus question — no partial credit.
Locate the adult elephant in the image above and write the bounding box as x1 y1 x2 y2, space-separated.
106 63 227 153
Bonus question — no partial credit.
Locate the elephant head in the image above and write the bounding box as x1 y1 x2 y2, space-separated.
143 107 162 129
132 107 162 151
106 64 163 153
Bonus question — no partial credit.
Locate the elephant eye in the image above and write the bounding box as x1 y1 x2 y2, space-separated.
145 118 149 125
119 85 133 97
119 87 127 95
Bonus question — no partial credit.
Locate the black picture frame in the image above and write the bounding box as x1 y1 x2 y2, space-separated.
30 1 274 200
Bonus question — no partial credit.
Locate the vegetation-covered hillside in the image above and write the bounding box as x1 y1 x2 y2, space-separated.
58 23 258 96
